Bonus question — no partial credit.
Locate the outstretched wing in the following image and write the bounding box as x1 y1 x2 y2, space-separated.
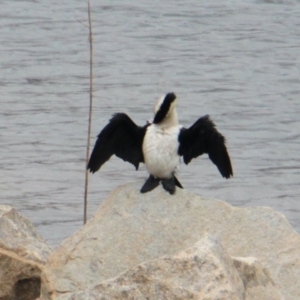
178 115 233 178
87 113 147 173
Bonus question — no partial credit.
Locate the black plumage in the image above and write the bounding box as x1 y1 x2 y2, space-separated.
178 115 233 178
87 113 147 173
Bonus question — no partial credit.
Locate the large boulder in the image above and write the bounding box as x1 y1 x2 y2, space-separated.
55 236 283 300
41 181 300 299
0 205 52 300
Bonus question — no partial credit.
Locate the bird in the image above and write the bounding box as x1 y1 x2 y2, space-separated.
87 92 233 194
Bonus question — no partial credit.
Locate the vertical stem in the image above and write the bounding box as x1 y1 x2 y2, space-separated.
84 0 93 224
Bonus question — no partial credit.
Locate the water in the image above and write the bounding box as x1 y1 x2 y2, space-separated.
1 0 300 247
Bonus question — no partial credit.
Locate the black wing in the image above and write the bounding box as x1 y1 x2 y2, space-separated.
87 113 147 173
178 115 233 178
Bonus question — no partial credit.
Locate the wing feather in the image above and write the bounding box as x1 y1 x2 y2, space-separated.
87 113 147 173
178 115 233 178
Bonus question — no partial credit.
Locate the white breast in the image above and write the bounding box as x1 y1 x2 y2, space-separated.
142 124 181 179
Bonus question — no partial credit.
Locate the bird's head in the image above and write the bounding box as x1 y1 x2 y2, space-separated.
153 92 177 125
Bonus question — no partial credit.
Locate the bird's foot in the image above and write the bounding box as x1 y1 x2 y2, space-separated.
161 176 176 195
140 175 160 193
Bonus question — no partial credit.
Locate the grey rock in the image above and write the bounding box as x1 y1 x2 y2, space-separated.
55 236 283 300
0 205 52 300
41 181 300 299
233 256 283 300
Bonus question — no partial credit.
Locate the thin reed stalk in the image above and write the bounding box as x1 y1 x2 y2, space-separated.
84 0 93 224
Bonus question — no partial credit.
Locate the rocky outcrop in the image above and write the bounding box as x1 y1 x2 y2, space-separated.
55 236 283 300
40 181 300 300
0 205 52 300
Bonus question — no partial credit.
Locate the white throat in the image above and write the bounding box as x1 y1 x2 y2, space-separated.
159 108 178 129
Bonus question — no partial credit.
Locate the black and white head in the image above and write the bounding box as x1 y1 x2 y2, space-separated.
153 92 178 127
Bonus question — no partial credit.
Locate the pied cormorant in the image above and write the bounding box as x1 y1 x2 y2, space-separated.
87 93 233 194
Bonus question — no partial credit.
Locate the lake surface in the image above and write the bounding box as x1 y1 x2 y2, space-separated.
1 0 300 247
